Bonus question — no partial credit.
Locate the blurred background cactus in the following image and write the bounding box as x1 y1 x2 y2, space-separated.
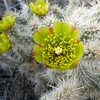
0 0 100 100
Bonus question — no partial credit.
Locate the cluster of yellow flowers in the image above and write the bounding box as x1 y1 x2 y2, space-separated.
0 0 84 71
0 14 15 54
29 0 84 71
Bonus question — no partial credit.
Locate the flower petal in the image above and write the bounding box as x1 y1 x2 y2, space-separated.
36 0 45 6
53 21 72 36
34 45 43 63
7 15 15 26
33 26 50 44
75 42 84 61
71 27 80 39
45 62 73 71
29 2 36 13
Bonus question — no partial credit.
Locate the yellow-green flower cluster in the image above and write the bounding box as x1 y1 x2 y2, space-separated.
0 33 12 54
0 14 15 55
29 0 49 16
0 14 15 32
33 21 84 71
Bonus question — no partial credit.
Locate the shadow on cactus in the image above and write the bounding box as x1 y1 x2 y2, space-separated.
33 21 84 71
29 0 49 16
0 14 15 32
0 33 12 55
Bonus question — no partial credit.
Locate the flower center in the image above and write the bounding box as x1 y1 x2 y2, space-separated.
55 47 62 55
38 5 42 8
43 33 77 67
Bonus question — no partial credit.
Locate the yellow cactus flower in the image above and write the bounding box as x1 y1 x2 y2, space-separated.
0 14 15 32
0 33 12 54
29 0 49 16
33 21 84 71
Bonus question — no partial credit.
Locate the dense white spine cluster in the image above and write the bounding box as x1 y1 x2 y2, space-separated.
40 78 85 100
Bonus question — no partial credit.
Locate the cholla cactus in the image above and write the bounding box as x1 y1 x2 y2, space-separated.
0 0 100 100
33 21 84 71
0 14 15 32
29 0 49 16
